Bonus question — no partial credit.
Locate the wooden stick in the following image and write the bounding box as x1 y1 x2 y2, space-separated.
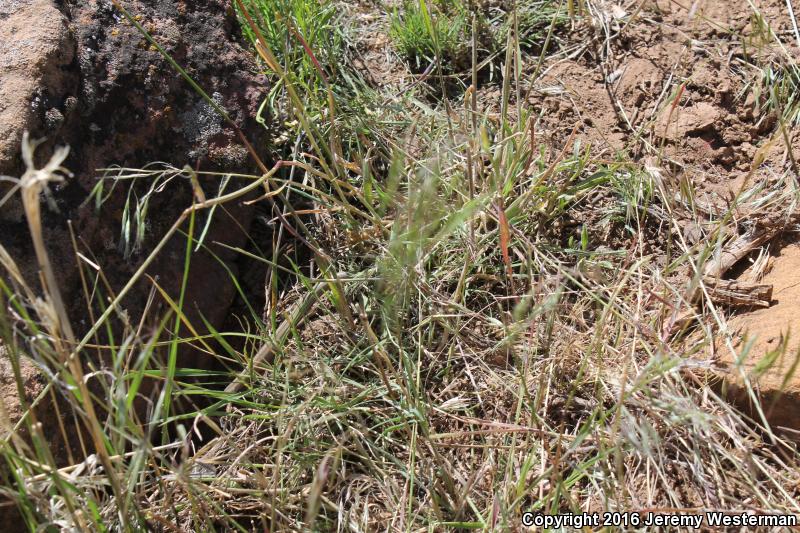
696 212 794 305
224 281 328 394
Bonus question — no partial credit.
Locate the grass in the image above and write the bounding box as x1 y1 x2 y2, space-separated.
2 0 800 530
390 0 473 71
737 8 800 183
513 0 569 50
742 10 800 126
237 0 343 116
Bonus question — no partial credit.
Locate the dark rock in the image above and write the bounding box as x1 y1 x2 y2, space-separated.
0 0 267 419
0 0 266 432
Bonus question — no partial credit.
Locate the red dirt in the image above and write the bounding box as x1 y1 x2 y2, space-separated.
522 0 800 430
725 243 800 433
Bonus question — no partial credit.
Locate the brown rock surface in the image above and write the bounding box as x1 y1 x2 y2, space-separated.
656 102 721 140
0 0 73 181
722 244 800 433
0 345 46 435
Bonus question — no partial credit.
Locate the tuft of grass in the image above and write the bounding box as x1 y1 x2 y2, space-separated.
742 10 800 125
240 0 341 60
513 0 569 50
237 0 342 110
390 0 473 71
738 7 800 179
759 61 800 125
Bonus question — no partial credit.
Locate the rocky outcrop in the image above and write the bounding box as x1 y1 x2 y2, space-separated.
0 0 74 179
0 0 267 421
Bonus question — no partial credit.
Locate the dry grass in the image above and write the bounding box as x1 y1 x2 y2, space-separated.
1 0 800 531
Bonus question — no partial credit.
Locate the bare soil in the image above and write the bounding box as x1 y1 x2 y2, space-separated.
528 0 794 181
518 0 800 430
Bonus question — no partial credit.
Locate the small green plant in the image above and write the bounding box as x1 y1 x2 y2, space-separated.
743 11 800 126
390 0 471 71
759 62 800 124
237 0 343 113
513 0 568 50
610 165 655 224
